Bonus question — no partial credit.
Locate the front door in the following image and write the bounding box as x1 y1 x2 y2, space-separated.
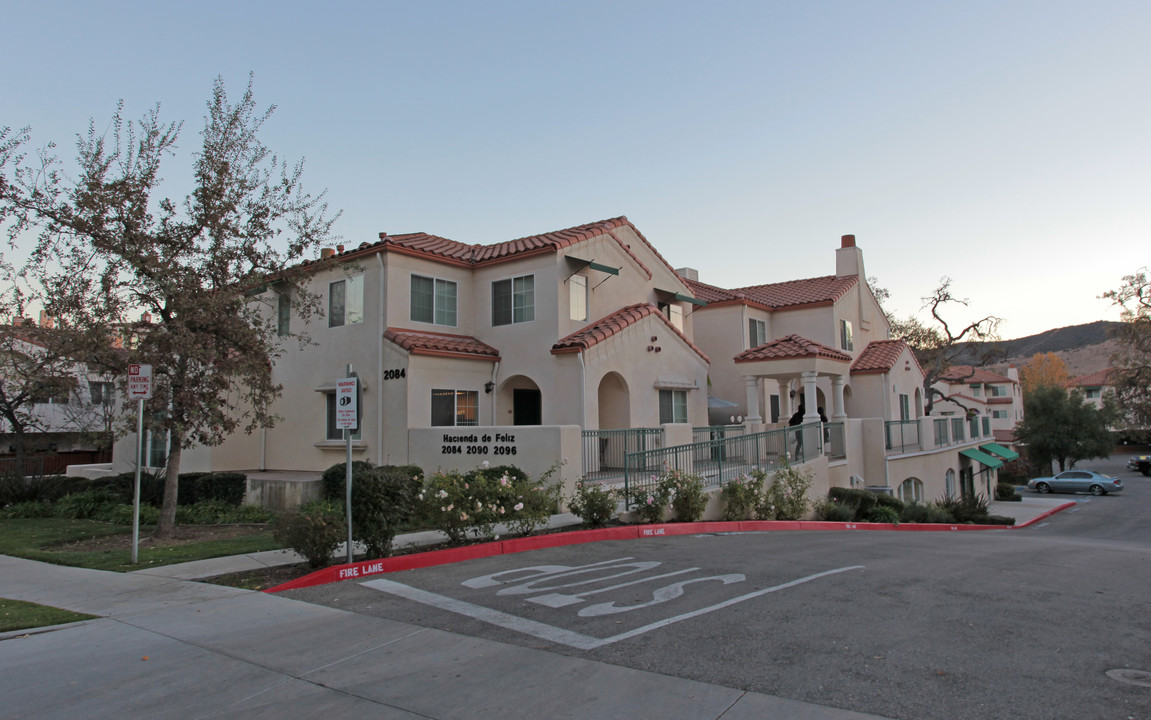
513 389 542 425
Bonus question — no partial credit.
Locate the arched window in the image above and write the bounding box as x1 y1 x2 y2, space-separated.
899 477 924 503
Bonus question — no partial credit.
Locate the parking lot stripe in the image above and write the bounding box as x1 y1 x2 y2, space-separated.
362 565 864 650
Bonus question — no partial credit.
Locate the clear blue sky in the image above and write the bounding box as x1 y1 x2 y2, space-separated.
5 1 1148 339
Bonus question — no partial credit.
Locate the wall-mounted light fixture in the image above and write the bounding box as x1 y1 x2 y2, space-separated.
484 381 495 394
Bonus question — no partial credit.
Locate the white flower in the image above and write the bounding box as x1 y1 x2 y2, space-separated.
513 502 524 511
482 460 490 468
436 490 448 499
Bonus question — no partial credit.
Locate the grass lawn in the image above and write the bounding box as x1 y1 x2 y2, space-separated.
0 518 283 572
0 597 96 632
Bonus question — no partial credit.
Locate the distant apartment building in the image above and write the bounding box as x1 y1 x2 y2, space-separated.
932 365 1024 445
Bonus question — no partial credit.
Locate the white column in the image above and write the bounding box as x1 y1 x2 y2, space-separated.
744 376 762 423
802 371 820 421
831 374 848 421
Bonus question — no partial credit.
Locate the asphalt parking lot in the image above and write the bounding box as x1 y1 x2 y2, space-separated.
285 476 1151 720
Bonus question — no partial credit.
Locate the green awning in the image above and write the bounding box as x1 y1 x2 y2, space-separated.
565 256 620 275
980 442 1020 462
959 447 1004 469
656 288 708 306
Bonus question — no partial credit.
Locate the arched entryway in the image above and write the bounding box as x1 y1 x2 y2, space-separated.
597 372 630 430
499 375 542 426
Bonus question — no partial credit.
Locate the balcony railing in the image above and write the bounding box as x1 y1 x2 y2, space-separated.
933 418 950 446
824 422 846 459
885 420 921 454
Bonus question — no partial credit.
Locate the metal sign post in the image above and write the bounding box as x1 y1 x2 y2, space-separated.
127 364 153 564
336 365 359 564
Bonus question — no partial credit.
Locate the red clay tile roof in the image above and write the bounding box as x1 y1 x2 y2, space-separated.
1067 369 1115 387
939 365 1015 385
384 328 501 361
551 303 710 363
319 217 677 282
850 340 921 375
736 275 859 309
681 274 858 311
734 334 853 363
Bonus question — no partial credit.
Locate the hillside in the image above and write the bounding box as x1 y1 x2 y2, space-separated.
951 320 1122 377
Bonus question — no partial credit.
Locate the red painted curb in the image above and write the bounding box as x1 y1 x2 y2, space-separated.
265 512 1055 594
1012 501 1076 528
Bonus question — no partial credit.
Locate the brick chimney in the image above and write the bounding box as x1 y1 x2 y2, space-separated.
835 234 865 279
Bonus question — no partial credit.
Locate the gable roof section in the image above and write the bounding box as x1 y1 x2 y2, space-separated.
736 275 859 309
939 365 1015 385
850 339 923 376
734 334 853 363
319 217 679 283
383 328 501 361
551 303 710 363
682 275 858 311
1067 369 1115 387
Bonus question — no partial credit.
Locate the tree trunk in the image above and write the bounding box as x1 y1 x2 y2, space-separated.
153 434 182 539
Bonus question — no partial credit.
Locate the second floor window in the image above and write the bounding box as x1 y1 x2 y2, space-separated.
89 381 115 405
411 274 458 326
969 384 982 397
277 293 291 336
840 319 853 352
329 275 364 328
493 275 534 326
749 318 767 348
570 274 588 321
659 302 684 332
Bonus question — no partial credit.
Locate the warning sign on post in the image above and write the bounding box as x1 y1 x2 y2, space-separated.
336 376 358 430
128 364 153 400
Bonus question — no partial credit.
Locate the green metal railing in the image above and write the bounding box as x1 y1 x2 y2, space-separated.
622 423 822 508
885 420 921 453
582 428 663 481
691 425 748 464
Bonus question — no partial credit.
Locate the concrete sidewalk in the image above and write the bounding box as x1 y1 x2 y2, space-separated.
0 497 1070 720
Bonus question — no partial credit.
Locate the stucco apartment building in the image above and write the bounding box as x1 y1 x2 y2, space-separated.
932 365 1025 445
105 217 1010 508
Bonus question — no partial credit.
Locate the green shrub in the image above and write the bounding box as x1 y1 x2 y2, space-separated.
899 501 955 524
935 494 991 523
664 468 707 523
93 502 161 526
196 472 247 506
0 500 55 518
863 505 900 524
0 475 93 505
813 498 855 522
496 463 563 537
54 489 120 519
721 470 766 520
324 462 423 557
874 493 905 512
827 487 877 520
568 481 618 528
272 500 346 569
997 458 1029 484
229 504 277 523
995 481 1020 501
985 514 1016 526
758 464 812 520
629 477 672 524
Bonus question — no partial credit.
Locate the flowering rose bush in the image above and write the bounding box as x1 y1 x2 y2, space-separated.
629 475 672 524
664 468 707 522
757 462 813 520
568 481 618 528
721 469 767 520
419 462 561 544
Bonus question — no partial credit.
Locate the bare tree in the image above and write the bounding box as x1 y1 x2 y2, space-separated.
1103 268 1151 438
890 277 1002 415
0 76 339 536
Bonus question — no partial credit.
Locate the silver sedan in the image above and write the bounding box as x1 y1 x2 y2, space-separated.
1028 470 1124 496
